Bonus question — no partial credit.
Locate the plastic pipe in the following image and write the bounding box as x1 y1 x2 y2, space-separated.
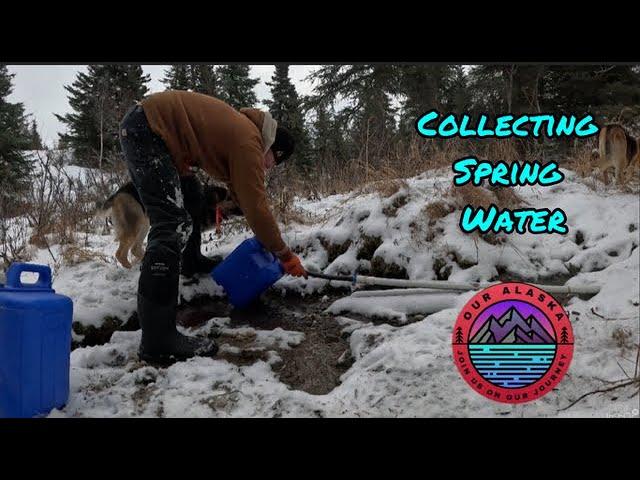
306 271 600 296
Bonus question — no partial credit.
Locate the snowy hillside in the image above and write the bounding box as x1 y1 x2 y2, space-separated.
18 166 639 418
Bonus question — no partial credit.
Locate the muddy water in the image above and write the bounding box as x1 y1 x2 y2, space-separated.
75 272 594 395
176 288 358 395
71 283 365 395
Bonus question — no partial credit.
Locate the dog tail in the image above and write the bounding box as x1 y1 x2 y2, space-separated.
599 124 628 161
95 191 117 215
101 191 119 212
95 190 119 227
598 125 608 161
610 126 628 162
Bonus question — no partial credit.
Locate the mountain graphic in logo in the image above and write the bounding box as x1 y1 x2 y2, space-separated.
469 307 555 344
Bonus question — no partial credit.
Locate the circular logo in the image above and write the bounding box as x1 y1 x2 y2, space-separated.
452 282 574 404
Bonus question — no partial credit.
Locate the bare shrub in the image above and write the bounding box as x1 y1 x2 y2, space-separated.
0 216 33 270
11 150 130 261
24 150 64 249
82 157 130 207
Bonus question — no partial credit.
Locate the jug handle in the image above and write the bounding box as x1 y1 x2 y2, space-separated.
6 263 53 290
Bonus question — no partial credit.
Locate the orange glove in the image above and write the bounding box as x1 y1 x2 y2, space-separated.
278 249 307 278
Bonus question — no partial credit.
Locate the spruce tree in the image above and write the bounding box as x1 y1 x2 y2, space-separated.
311 101 332 164
265 65 310 167
397 65 457 135
308 65 398 164
467 65 506 115
467 65 545 116
543 65 640 130
192 65 219 97
163 65 192 91
265 65 297 123
56 65 150 167
0 65 33 202
162 65 220 97
28 119 43 150
218 65 259 109
310 100 348 166
442 65 472 112
465 65 547 156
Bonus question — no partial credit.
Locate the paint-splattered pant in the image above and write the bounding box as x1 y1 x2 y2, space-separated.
119 103 192 304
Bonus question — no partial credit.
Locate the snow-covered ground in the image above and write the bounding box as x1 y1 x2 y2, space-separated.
9 166 639 417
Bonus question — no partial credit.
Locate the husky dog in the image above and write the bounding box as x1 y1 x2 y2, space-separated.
100 180 242 269
597 124 640 184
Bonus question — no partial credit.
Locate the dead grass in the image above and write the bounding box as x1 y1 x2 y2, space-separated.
281 137 541 204
61 245 111 266
270 187 319 226
466 137 523 164
490 185 527 208
565 142 640 193
423 201 455 223
611 327 636 352
565 143 599 179
284 137 467 200
448 183 525 211
372 178 404 198
358 178 410 198
408 200 455 247
450 183 497 209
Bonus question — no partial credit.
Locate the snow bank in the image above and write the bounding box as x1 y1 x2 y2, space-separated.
19 166 637 417
327 291 459 323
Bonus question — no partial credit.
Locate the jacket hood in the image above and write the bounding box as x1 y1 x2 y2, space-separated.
240 108 278 153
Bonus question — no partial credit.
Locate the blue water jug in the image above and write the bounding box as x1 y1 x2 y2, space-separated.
0 263 73 418
212 237 284 309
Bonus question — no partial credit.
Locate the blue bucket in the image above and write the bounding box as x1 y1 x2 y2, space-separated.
212 237 284 309
0 263 73 418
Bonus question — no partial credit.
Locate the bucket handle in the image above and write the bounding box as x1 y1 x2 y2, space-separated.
6 263 53 290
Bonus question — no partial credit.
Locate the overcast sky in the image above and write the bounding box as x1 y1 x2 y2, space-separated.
6 65 319 146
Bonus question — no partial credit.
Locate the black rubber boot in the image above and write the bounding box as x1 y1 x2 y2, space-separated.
137 294 219 365
137 251 218 365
